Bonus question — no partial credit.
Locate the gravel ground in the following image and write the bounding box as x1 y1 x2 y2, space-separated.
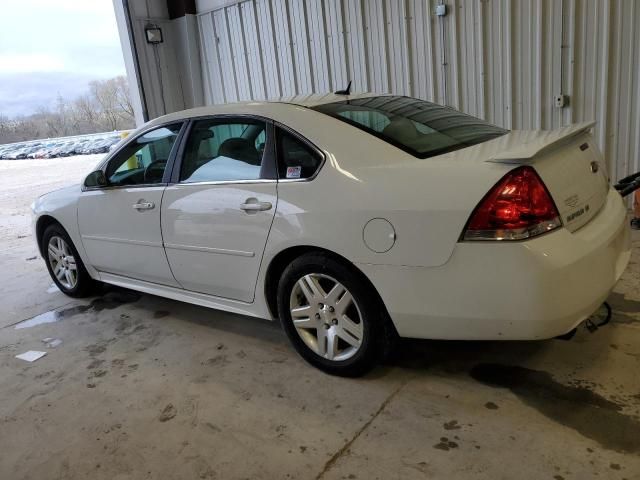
0 156 639 480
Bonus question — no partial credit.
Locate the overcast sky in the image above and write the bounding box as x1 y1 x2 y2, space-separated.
0 0 126 118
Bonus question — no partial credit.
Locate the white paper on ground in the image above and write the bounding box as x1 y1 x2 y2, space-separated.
15 351 47 362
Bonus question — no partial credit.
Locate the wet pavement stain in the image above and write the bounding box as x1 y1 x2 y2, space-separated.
610 312 638 325
87 359 105 369
433 437 458 451
89 290 141 311
14 289 141 329
470 364 640 454
608 292 640 313
159 403 177 422
443 420 461 430
607 292 640 324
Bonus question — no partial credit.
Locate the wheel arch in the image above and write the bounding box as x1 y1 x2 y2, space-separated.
263 245 395 332
35 215 63 257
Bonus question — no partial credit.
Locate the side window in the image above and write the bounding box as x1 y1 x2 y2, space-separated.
277 130 323 180
180 119 267 183
106 124 182 186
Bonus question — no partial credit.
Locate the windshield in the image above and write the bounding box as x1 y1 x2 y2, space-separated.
312 96 508 159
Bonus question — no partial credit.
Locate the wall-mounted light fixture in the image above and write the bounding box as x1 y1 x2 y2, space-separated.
145 26 163 44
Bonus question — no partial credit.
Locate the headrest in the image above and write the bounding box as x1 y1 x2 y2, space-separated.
218 138 259 165
382 117 420 143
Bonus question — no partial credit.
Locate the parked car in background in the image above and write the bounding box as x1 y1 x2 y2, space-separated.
88 139 111 154
29 144 54 159
50 144 65 157
61 143 79 156
70 140 90 155
6 145 32 159
17 145 41 159
105 137 123 152
1 147 17 159
1 132 130 160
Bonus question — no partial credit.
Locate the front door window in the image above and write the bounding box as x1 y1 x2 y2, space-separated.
106 124 182 186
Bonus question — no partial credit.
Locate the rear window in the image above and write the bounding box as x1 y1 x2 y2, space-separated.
312 96 508 159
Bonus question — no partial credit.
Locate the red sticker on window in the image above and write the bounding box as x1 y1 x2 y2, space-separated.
286 166 302 179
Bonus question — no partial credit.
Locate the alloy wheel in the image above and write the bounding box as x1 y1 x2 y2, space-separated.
289 273 364 361
47 235 78 290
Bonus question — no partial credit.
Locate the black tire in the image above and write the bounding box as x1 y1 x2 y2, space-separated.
277 252 394 377
42 223 98 298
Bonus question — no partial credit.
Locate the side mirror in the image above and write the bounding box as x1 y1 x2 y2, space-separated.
84 170 108 188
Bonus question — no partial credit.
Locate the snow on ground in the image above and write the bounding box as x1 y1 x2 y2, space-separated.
0 154 106 239
0 154 106 327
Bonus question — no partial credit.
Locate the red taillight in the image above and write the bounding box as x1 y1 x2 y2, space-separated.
463 166 562 241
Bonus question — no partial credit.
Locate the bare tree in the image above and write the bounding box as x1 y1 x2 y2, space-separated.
114 76 134 119
0 76 135 144
35 106 62 138
72 94 100 132
0 113 9 140
90 78 119 131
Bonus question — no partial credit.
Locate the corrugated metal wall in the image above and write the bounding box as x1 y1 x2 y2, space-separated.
196 0 640 181
132 18 186 117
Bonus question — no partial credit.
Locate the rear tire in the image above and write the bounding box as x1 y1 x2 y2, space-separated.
42 224 97 298
277 252 393 377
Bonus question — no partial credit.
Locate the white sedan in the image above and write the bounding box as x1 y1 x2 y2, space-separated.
32 93 631 376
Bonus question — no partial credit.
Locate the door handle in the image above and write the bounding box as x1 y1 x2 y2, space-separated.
240 199 272 212
132 201 155 211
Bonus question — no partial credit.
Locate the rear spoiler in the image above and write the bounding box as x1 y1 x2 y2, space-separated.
487 121 596 164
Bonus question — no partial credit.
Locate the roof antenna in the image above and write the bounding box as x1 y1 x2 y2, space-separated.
335 80 352 96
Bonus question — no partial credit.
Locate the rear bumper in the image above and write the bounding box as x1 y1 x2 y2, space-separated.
358 188 631 340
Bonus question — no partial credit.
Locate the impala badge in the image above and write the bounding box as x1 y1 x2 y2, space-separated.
564 194 579 208
566 204 590 223
590 161 599 173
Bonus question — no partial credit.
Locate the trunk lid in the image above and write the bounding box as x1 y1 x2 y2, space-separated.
486 122 609 232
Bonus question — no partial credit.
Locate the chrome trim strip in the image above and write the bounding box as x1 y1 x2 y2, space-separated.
277 178 314 183
174 179 277 187
164 243 255 257
83 183 167 192
81 235 163 248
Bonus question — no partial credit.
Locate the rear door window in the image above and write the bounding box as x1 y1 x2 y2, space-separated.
277 130 323 180
179 119 268 183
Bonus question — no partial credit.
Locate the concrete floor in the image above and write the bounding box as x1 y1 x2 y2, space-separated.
1 156 639 480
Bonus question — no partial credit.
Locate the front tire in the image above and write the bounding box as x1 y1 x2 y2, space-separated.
277 253 392 376
42 224 97 297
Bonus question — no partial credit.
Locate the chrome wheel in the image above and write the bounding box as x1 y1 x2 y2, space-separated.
47 235 78 290
289 273 364 361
